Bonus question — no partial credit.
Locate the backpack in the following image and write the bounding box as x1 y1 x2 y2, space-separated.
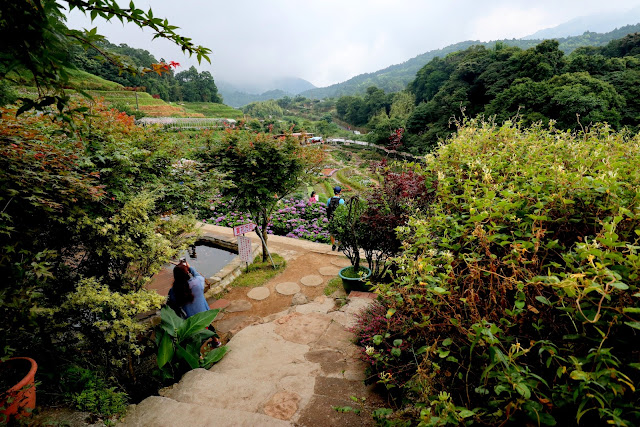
327 196 341 219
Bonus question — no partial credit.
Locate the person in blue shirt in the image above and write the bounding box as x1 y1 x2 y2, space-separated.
326 186 345 251
168 259 221 346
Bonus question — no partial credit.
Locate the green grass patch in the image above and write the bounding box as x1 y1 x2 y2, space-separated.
230 254 286 288
88 90 167 106
66 68 123 91
323 179 336 196
324 277 342 296
336 168 367 192
181 102 244 119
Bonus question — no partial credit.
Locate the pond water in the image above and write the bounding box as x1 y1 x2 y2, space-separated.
179 242 237 278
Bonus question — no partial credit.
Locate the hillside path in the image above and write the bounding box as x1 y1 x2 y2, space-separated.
122 225 385 426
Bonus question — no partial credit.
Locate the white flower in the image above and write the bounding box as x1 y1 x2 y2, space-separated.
365 346 375 356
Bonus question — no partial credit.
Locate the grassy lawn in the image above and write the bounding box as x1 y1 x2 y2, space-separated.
230 254 286 288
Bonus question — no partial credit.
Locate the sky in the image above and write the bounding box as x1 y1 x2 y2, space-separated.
64 0 640 91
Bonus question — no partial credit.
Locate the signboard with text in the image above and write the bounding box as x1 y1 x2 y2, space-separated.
237 235 252 263
233 222 256 236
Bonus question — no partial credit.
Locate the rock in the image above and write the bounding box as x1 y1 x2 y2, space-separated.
247 287 270 301
214 315 261 333
318 266 341 276
275 281 301 295
300 274 323 287
274 312 332 345
209 298 230 310
330 258 351 268
291 292 308 306
263 391 300 421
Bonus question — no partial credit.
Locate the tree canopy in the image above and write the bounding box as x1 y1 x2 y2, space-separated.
0 0 212 113
201 130 324 261
334 33 640 154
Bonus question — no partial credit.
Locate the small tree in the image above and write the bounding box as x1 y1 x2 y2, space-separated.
330 160 436 281
205 130 323 261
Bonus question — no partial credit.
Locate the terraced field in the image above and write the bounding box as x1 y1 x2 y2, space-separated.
309 146 382 201
14 68 242 118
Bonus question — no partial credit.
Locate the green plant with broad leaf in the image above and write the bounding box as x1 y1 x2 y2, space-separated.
155 306 227 379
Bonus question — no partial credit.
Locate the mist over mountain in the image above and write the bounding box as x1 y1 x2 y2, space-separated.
522 6 640 40
217 77 316 108
217 14 640 107
297 22 640 100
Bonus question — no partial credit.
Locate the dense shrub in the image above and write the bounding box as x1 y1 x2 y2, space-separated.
330 160 436 280
359 120 640 425
0 102 200 407
60 365 128 418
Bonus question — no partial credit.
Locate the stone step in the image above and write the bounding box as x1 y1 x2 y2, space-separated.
122 396 290 426
163 369 314 413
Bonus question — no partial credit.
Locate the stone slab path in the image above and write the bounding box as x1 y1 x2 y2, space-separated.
122 225 384 426
122 296 382 426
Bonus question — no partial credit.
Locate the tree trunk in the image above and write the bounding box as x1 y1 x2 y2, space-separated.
258 211 269 262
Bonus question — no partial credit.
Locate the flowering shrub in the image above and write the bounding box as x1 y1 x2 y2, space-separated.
205 198 331 243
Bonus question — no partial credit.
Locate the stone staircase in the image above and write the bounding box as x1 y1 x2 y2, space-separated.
121 295 382 426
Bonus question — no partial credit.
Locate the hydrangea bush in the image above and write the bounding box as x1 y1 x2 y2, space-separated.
205 198 330 243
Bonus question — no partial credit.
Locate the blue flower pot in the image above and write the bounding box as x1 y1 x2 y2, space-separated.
338 266 372 293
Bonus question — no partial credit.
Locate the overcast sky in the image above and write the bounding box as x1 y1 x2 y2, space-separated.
65 0 640 90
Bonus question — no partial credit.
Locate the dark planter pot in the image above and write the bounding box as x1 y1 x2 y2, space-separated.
338 266 372 293
0 357 37 422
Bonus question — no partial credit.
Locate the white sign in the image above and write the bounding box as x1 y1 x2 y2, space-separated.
237 235 253 263
233 222 256 236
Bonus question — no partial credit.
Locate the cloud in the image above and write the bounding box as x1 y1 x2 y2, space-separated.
63 0 640 89
469 7 549 41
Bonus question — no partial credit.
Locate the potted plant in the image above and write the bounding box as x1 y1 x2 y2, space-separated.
0 357 37 423
329 196 373 293
329 164 436 293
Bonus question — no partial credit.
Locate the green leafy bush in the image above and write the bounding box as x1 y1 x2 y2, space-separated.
0 102 202 404
155 306 227 379
360 120 640 425
57 278 166 368
60 365 128 418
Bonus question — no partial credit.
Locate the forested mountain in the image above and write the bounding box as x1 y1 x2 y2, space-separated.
394 33 640 153
331 32 640 154
300 23 640 99
69 41 222 103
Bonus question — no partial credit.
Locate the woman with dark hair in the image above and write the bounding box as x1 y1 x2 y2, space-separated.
169 260 209 317
168 259 222 346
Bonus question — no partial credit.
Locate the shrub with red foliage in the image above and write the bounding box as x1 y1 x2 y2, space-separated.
359 159 436 279
387 127 404 151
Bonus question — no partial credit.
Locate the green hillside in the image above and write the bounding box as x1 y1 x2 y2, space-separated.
181 102 244 119
301 23 640 98
66 68 124 91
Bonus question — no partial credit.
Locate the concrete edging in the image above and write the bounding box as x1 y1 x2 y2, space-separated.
199 234 261 298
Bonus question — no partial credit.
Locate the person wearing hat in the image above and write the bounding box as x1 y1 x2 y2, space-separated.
326 186 345 251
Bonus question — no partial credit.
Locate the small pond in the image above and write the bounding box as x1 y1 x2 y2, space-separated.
179 242 238 278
